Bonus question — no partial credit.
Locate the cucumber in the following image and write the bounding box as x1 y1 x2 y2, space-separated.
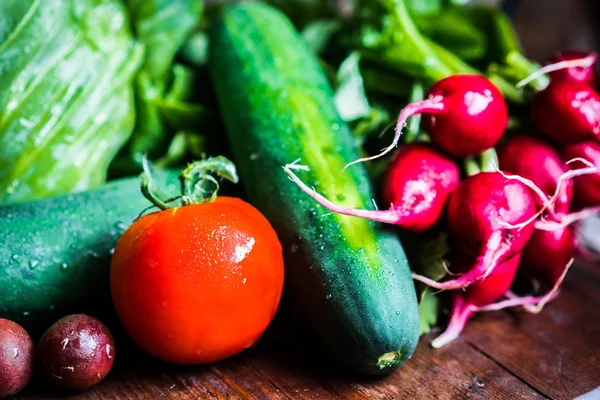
0 171 178 332
209 2 419 375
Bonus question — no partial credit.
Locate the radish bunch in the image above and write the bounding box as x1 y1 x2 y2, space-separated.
285 51 600 348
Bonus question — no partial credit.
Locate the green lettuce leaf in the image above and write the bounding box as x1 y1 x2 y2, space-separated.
112 0 203 175
0 0 143 204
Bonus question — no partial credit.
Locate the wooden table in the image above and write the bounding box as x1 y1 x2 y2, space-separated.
14 259 599 400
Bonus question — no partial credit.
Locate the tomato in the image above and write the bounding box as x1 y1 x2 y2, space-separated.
110 196 284 364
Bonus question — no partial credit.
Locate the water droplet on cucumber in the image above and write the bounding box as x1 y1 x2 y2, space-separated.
114 222 129 231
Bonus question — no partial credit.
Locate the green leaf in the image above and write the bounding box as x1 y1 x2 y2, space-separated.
112 0 204 175
401 230 449 281
0 0 143 204
419 288 440 335
357 0 474 84
404 0 442 16
334 52 371 121
404 82 424 143
154 131 208 168
465 5 547 90
413 8 487 61
302 19 341 54
179 31 209 67
398 229 449 335
127 0 203 80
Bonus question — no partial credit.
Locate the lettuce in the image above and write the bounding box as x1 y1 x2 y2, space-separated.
0 0 204 203
0 0 143 204
111 0 204 176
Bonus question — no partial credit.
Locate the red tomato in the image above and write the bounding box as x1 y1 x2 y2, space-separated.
110 197 284 364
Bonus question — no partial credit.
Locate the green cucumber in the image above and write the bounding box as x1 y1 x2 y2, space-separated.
209 2 419 375
0 171 178 332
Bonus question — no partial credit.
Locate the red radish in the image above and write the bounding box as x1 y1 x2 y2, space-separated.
431 253 521 348
347 74 508 167
521 226 575 288
413 172 536 290
545 51 597 86
498 135 573 216
532 81 600 145
562 141 600 207
283 143 460 232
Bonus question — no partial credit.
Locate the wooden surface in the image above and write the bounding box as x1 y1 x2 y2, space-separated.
14 259 600 400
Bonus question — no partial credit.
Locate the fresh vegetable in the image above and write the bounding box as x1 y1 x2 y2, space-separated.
381 143 460 231
562 141 600 207
521 227 575 287
353 74 508 165
112 0 206 174
498 135 573 216
36 314 115 391
413 172 536 290
0 170 179 331
0 0 208 202
209 2 419 375
0 319 34 398
532 81 600 145
545 51 597 86
431 253 521 348
0 0 143 204
286 142 460 232
111 158 284 365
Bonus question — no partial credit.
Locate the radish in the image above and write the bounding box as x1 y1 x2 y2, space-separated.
431 251 567 348
498 135 573 216
517 52 597 88
562 141 600 207
531 81 600 145
283 143 460 232
347 74 508 167
545 51 597 86
413 172 536 290
520 226 574 288
431 253 521 348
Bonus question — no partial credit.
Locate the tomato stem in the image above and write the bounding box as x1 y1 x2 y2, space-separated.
141 157 171 211
140 156 239 211
180 156 239 205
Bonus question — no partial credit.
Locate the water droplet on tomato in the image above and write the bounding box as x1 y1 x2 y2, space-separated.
195 349 203 355
242 278 247 284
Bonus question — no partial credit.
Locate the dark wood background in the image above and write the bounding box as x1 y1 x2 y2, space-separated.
13 0 600 398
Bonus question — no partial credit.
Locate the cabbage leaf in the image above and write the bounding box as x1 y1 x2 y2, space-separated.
0 0 143 204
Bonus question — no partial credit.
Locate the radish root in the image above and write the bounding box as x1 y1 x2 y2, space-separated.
516 53 598 88
283 161 406 224
344 97 444 170
498 158 599 230
431 258 571 348
505 258 573 314
412 231 505 290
